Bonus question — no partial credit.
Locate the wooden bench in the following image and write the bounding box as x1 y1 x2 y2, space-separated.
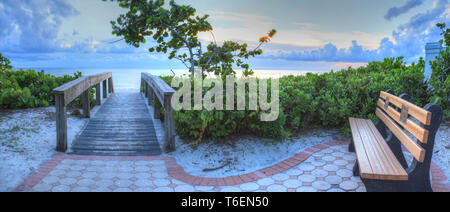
348 90 443 192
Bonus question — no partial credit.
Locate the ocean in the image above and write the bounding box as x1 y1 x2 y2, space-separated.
39 68 328 92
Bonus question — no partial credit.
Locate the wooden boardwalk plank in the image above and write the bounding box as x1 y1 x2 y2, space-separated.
71 92 161 156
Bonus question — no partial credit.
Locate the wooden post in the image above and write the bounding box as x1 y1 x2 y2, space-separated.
95 83 101 105
102 80 107 98
163 95 175 152
154 91 161 119
110 77 114 93
108 77 112 93
82 90 90 118
55 94 67 152
144 82 148 97
148 86 153 105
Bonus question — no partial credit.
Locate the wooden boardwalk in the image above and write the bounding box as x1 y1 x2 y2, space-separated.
71 92 162 156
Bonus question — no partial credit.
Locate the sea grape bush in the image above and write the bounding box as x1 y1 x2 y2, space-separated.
160 55 448 142
0 66 96 109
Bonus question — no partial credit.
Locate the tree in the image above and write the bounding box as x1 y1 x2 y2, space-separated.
106 0 276 77
0 53 11 69
437 23 449 46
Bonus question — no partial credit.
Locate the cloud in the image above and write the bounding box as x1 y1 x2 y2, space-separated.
268 0 449 63
0 0 79 53
385 0 424 21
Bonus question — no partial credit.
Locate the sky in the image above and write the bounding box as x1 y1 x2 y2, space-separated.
0 0 449 71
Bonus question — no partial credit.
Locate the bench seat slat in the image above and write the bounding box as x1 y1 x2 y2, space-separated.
349 118 408 181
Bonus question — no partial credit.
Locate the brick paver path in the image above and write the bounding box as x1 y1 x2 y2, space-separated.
15 141 449 192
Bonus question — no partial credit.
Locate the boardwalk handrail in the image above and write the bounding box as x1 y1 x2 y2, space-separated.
52 72 114 152
141 73 176 152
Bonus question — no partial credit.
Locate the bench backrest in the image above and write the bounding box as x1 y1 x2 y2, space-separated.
376 91 433 162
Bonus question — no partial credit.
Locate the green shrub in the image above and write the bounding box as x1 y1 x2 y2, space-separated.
0 67 96 109
160 56 441 142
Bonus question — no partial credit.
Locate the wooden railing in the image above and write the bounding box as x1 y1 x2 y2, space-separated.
52 72 114 152
141 73 176 152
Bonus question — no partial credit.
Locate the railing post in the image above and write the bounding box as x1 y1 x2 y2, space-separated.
55 94 67 152
148 86 153 105
163 95 175 152
154 92 161 119
102 80 107 98
108 77 112 93
95 83 101 105
144 82 148 97
82 90 90 118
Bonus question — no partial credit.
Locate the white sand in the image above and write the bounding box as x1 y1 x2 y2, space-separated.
0 105 101 191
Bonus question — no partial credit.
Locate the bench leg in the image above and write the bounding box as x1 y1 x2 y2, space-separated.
348 139 355 152
353 161 360 176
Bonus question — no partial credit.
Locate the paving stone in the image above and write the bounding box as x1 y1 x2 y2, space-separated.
153 187 174 192
240 183 259 191
272 173 289 181
118 166 133 172
149 160 165 166
298 174 316 183
321 149 334 154
322 156 336 162
119 161 134 166
322 164 339 172
267 184 287 192
312 169 329 178
285 169 303 176
325 176 343 185
135 161 149 166
283 179 302 188
336 169 353 178
152 172 168 178
153 179 171 187
55 164 71 170
135 172 152 180
60 177 77 185
195 186 215 191
78 179 95 187
134 187 153 192
115 179 133 188
114 188 132 192
70 165 85 171
296 187 317 192
96 179 114 188
99 172 117 179
311 160 326 166
81 171 98 179
220 187 242 192
175 185 195 192
117 172 133 179
33 183 52 192
343 154 356 161
135 166 151 172
350 176 362 183
299 164 315 171
66 171 82 178
92 187 113 192
61 159 75 164
42 176 60 184
331 152 345 157
333 160 348 166
328 188 345 192
134 179 153 187
72 186 91 192
339 181 359 191
356 186 367 192
52 185 71 192
86 166 102 172
172 179 188 185
49 170 66 176
151 166 167 172
256 178 275 186
312 181 331 190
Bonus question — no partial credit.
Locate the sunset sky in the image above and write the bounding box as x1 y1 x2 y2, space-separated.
0 0 448 71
